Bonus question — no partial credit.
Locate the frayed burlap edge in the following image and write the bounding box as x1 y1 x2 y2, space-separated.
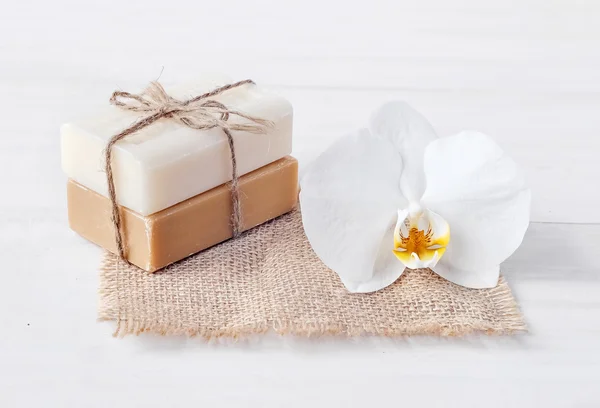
98 267 526 340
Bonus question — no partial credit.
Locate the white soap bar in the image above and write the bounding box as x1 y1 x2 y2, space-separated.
61 76 293 216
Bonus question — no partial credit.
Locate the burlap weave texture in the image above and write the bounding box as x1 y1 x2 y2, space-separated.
99 209 525 338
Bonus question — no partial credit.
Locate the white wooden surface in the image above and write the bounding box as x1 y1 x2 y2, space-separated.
1 0 599 406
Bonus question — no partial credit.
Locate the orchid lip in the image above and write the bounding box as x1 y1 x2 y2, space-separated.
393 207 450 269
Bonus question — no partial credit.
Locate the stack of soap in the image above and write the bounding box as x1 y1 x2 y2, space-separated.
61 76 297 272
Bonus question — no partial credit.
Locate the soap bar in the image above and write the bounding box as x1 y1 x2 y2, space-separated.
61 75 293 215
68 156 298 272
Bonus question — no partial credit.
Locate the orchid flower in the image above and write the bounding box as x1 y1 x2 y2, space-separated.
299 102 530 293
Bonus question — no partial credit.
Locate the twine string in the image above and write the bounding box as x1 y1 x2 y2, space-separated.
105 79 273 262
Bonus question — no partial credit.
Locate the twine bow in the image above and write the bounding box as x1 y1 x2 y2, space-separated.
105 79 274 263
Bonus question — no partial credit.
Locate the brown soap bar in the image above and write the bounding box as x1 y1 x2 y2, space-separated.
68 156 298 272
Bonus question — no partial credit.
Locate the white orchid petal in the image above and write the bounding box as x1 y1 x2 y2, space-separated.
300 129 406 292
432 250 439 262
369 102 438 201
340 226 405 293
427 209 450 242
433 260 500 289
422 131 531 288
393 208 409 246
399 251 438 269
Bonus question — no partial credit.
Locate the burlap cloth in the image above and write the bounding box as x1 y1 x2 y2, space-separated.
99 209 526 338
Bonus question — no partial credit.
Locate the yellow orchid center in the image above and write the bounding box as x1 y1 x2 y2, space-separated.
392 207 450 268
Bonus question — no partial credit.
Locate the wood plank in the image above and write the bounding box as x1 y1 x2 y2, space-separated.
2 80 598 223
3 0 600 91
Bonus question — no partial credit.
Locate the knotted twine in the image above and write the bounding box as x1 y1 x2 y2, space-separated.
104 80 273 262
